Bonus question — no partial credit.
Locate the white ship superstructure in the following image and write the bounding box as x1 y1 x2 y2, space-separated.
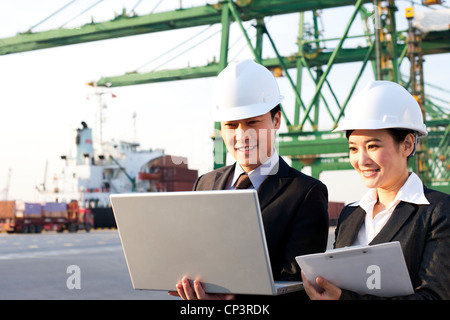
39 121 165 207
37 121 198 228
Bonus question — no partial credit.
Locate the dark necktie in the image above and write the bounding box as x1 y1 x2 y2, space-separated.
235 173 253 189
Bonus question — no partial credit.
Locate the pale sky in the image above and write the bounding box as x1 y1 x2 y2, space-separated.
0 1 448 203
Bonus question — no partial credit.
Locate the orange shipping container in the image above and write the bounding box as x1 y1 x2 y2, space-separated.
0 201 15 219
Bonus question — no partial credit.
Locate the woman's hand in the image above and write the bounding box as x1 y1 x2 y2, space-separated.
168 276 235 300
301 271 342 300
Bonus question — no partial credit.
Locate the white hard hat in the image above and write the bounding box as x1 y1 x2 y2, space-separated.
212 59 284 121
333 81 427 137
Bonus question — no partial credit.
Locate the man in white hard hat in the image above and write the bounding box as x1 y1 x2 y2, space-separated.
169 60 329 300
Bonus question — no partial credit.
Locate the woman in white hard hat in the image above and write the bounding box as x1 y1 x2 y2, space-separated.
302 81 450 300
168 60 329 300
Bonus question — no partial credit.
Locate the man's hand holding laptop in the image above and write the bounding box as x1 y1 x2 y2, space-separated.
168 276 235 300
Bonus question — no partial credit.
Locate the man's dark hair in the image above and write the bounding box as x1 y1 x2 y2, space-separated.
270 104 281 120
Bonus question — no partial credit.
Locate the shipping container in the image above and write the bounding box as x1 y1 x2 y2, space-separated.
328 201 345 226
0 200 93 233
24 203 42 218
139 159 198 193
0 201 15 219
151 155 189 168
42 202 68 219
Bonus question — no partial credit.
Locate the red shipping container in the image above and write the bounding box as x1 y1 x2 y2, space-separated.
328 201 345 226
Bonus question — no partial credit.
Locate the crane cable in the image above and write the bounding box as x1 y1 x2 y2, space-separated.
130 0 146 15
59 0 105 28
150 27 221 71
150 0 165 14
135 24 217 72
136 18 258 72
28 0 79 32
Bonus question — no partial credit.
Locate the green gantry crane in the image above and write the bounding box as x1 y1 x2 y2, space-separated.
1 0 448 193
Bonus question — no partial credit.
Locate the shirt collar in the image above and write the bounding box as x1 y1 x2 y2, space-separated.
231 149 280 190
350 172 430 208
396 172 430 205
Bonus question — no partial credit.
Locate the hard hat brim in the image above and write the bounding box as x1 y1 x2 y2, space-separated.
212 96 284 122
333 120 428 138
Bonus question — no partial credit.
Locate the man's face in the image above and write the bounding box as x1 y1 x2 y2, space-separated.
220 111 281 172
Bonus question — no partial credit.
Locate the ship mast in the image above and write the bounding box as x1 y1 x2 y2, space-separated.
85 82 116 156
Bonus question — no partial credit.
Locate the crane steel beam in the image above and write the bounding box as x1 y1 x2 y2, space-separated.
96 30 450 87
0 0 374 56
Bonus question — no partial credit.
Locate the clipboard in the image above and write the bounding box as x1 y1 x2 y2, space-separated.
295 241 414 297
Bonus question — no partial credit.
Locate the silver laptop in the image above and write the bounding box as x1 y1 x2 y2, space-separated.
110 189 302 296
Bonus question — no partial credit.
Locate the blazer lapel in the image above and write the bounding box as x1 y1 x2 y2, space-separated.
212 164 235 190
369 201 416 245
257 157 289 211
335 207 366 247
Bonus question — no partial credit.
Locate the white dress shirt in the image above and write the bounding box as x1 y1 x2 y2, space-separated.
228 149 280 190
351 172 430 246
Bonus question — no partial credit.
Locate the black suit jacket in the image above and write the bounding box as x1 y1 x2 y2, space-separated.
194 157 329 283
335 187 450 300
